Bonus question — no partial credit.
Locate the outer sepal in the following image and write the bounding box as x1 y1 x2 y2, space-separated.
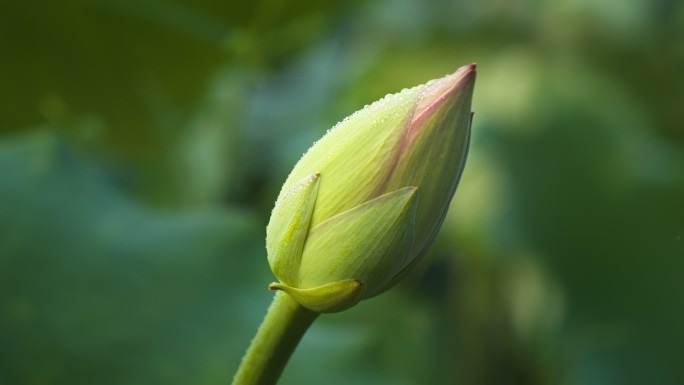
266 172 320 286
298 186 418 297
268 280 366 313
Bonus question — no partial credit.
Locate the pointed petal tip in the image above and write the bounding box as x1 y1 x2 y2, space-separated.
426 63 477 102
455 63 476 74
410 64 476 129
454 63 477 84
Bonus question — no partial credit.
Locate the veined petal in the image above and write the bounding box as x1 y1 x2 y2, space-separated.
298 186 418 297
281 86 424 228
385 64 476 255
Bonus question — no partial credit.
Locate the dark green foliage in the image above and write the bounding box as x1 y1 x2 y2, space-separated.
1 1 683 384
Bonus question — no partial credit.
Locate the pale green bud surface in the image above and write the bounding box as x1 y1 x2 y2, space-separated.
266 64 476 313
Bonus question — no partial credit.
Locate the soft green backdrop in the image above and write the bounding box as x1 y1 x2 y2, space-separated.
1 1 683 384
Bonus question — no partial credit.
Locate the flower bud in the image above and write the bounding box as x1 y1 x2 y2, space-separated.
266 64 477 312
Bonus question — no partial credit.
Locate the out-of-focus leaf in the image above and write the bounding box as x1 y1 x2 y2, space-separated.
0 130 267 385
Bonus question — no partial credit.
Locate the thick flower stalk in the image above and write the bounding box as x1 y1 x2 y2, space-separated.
232 64 477 385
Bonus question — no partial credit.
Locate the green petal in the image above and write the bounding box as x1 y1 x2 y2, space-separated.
266 172 320 285
281 86 423 228
298 186 418 297
269 279 366 313
385 68 475 257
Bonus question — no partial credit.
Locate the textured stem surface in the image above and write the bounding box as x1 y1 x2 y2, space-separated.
232 291 319 385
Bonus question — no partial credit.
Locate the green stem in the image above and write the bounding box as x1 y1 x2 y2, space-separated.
232 291 319 385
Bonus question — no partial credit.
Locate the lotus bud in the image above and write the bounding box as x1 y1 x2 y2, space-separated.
266 64 477 312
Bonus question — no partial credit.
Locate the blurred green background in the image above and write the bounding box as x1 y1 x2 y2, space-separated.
1 0 683 384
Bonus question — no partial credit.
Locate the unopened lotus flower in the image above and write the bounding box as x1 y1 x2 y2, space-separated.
266 64 476 313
